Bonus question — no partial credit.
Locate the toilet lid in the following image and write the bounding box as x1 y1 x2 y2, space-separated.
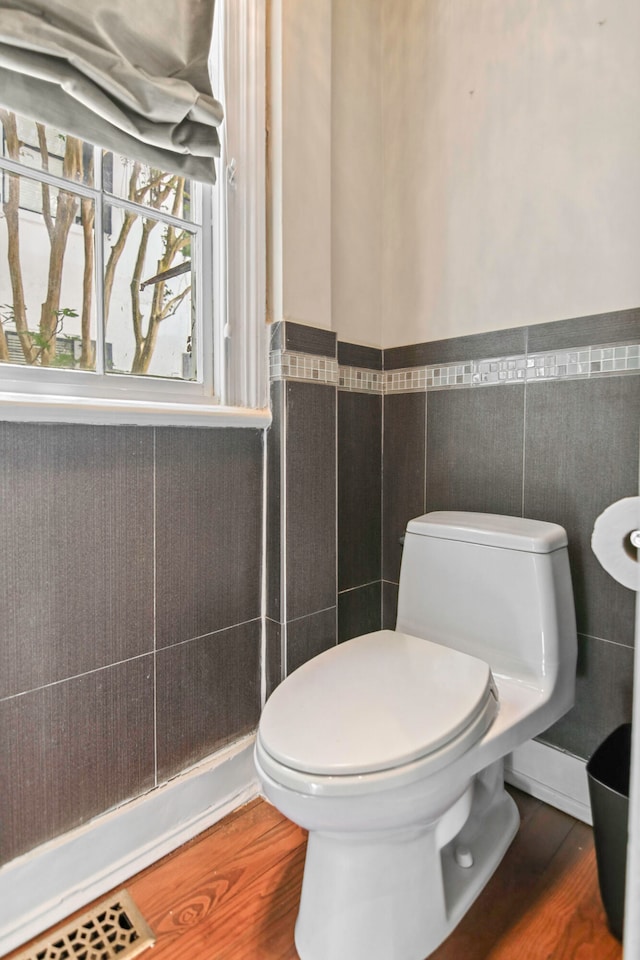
258 630 498 777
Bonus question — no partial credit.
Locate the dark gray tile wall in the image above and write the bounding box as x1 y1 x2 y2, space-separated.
155 429 262 647
383 307 639 368
382 392 426 583
425 386 525 516
0 423 264 867
337 389 383 643
338 392 382 590
382 581 399 630
272 319 337 357
378 316 640 761
267 382 284 622
384 326 527 369
0 423 154 699
527 307 640 352
156 620 261 781
285 381 337 623
287 608 337 674
523 377 640 649
8 308 631 866
338 341 383 370
0 656 155 864
538 634 635 759
268 323 339 678
265 618 282 700
338 583 381 643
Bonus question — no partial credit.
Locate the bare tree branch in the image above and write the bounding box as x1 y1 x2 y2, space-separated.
129 218 157 369
139 259 190 291
159 284 191 321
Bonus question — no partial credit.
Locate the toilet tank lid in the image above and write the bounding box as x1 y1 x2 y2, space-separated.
406 512 568 553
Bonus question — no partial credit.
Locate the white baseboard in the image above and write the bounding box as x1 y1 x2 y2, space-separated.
504 738 592 825
0 735 258 957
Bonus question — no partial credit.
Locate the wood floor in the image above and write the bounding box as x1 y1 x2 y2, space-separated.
11 788 622 960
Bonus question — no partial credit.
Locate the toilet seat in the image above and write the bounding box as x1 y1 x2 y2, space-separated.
258 630 499 781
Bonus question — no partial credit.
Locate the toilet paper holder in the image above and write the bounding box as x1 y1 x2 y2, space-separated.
591 497 639 592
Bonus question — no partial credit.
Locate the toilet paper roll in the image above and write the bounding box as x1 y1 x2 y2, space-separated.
591 497 640 592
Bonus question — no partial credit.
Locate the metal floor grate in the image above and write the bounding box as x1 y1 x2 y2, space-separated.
13 890 155 960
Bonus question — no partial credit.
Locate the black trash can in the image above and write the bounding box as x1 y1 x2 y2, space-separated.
586 723 632 941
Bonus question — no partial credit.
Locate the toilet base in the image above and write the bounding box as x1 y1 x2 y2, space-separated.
294 769 520 960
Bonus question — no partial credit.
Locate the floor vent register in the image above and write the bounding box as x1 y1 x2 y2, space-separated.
12 890 155 960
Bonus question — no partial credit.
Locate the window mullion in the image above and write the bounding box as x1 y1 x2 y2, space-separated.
105 192 203 234
0 155 98 202
0 155 200 234
93 151 106 377
196 182 213 397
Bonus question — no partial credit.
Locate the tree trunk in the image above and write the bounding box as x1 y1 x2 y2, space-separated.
0 322 9 362
0 110 36 363
134 178 189 375
80 194 95 369
38 137 81 365
103 162 143 324
129 219 156 372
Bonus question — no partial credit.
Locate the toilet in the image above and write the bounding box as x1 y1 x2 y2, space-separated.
254 512 577 960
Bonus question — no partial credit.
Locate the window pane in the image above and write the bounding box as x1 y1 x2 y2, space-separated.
1 110 95 188
0 171 97 370
104 203 196 380
103 152 195 223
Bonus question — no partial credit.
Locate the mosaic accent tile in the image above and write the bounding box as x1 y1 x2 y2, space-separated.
270 349 339 386
472 356 527 386
384 367 431 393
525 343 640 382
271 343 640 393
379 342 640 393
339 365 385 393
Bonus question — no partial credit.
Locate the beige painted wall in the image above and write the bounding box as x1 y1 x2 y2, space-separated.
272 0 640 348
331 0 383 348
380 0 640 347
270 0 333 330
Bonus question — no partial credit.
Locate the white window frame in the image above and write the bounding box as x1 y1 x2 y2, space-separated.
0 0 269 429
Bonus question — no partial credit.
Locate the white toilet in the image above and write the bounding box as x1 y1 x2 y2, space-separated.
255 512 577 960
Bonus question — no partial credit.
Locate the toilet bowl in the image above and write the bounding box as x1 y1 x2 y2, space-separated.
255 512 577 960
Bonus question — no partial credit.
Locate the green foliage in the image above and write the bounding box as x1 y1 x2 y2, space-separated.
0 303 80 365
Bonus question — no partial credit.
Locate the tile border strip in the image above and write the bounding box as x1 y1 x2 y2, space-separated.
339 365 385 393
270 349 339 386
270 343 640 393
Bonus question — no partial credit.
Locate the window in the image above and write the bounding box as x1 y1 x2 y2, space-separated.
0 0 268 427
0 110 208 388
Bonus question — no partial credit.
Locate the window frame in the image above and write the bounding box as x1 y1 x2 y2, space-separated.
0 0 269 429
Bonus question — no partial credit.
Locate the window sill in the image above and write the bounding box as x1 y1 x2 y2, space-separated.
0 391 272 428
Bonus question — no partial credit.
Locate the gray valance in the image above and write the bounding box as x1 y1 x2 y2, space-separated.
0 0 222 182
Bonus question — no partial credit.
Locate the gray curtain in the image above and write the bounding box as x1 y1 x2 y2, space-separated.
0 0 222 182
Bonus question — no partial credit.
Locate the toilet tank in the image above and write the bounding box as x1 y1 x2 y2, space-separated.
395 512 577 688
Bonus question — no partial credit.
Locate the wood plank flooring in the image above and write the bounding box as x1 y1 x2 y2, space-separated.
10 788 622 960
